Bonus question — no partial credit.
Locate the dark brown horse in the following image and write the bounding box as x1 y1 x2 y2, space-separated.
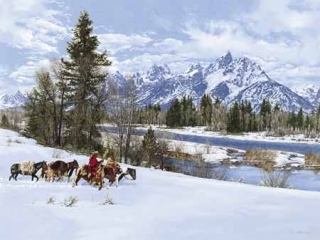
42 159 79 182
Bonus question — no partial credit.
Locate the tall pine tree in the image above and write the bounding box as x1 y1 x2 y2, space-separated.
61 11 111 148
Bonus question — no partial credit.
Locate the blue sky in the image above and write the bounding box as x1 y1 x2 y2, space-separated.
0 0 319 93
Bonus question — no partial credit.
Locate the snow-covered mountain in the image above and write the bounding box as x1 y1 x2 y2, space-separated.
112 52 316 113
0 90 27 110
1 52 318 113
294 84 319 105
233 80 315 113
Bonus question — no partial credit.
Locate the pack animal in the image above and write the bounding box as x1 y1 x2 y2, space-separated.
9 161 46 181
43 160 79 182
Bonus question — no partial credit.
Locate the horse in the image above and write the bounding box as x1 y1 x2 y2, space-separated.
104 165 136 187
72 160 105 190
9 161 46 182
66 159 79 180
118 167 137 182
42 159 79 182
104 165 120 187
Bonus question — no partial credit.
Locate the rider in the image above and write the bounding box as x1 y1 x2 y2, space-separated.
105 152 119 173
88 151 99 178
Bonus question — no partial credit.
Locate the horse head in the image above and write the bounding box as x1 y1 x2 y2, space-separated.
128 168 137 180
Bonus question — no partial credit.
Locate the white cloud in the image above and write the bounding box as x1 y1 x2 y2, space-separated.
112 53 189 73
98 33 152 54
5 59 51 93
0 0 68 54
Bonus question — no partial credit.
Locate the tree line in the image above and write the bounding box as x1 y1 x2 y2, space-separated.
137 95 320 137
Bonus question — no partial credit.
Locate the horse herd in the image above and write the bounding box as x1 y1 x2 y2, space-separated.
8 159 136 190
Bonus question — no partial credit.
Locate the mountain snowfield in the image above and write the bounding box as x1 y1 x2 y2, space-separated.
1 128 320 240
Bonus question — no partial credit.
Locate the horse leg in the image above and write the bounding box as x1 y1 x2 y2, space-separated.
116 175 119 187
9 172 14 181
72 175 81 187
68 169 75 182
33 173 39 182
14 173 19 181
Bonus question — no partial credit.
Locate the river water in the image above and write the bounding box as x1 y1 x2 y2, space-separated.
100 126 320 191
100 126 320 154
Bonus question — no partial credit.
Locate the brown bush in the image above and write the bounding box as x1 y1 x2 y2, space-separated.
305 153 320 166
244 149 276 171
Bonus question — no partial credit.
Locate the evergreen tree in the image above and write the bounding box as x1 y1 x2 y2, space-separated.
273 103 280 112
287 111 296 131
166 98 181 128
61 11 111 149
227 102 241 133
260 98 271 130
23 70 58 145
297 107 304 130
142 127 158 167
1 114 9 128
200 94 213 126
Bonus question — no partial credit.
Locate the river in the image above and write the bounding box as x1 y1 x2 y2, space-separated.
99 126 320 154
100 126 320 191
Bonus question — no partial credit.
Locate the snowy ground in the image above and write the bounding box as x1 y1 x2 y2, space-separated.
1 128 320 240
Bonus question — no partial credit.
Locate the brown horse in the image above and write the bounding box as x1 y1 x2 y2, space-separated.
42 159 79 182
104 165 119 187
72 160 105 190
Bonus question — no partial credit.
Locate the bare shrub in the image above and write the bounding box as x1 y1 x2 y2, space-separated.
101 193 114 205
305 153 320 166
244 149 276 170
62 196 78 207
227 148 238 154
52 149 64 158
259 170 292 188
211 164 229 180
46 197 56 205
172 141 184 153
189 163 229 180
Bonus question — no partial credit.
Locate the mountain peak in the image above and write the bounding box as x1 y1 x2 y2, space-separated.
0 90 27 109
146 64 171 81
186 62 203 74
204 52 233 76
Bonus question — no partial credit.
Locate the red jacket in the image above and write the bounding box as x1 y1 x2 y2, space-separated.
89 155 98 167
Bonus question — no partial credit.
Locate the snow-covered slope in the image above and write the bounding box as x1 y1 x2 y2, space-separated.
1 128 320 240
